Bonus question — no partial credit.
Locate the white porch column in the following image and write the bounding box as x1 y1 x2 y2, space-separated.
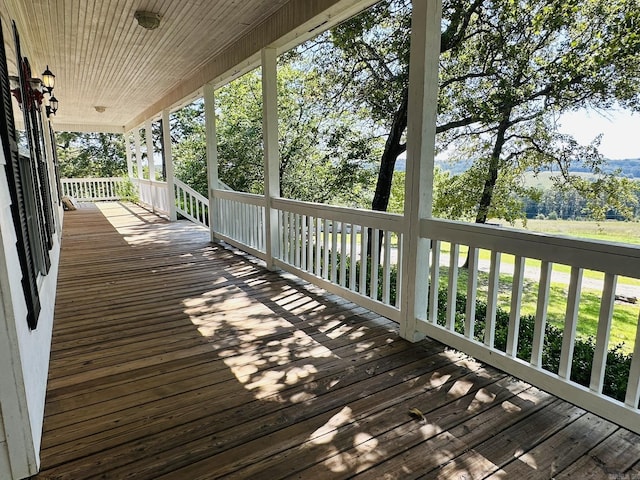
262 47 280 270
145 118 155 181
133 128 143 179
203 82 219 242
399 0 442 341
162 110 177 221
125 131 134 178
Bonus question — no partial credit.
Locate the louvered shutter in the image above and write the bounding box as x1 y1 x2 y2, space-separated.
14 25 50 275
0 22 40 329
31 98 55 244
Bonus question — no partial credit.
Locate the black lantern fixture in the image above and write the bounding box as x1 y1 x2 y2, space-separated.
42 65 55 94
10 63 59 117
42 65 58 118
46 95 58 117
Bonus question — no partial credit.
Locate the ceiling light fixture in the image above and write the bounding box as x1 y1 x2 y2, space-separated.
134 10 161 30
94 106 106 113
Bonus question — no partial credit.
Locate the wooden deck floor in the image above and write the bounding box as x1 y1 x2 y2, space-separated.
34 201 640 479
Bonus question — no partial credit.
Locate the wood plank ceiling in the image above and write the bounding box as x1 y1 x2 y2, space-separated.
0 0 292 131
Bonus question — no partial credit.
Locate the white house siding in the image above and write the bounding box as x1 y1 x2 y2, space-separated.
0 408 10 477
0 136 62 478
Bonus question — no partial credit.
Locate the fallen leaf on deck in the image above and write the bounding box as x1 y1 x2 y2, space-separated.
408 407 426 423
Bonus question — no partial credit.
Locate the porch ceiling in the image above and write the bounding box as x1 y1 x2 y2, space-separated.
1 0 374 133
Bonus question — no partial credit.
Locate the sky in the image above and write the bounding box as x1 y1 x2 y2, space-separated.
558 109 640 160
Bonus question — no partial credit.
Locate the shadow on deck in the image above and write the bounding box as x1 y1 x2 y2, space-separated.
35 202 640 479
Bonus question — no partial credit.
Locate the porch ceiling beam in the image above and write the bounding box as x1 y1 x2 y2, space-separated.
124 0 378 131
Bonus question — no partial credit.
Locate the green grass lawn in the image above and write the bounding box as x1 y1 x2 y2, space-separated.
315 218 640 353
439 241 640 287
437 265 639 354
435 220 640 353
521 218 640 245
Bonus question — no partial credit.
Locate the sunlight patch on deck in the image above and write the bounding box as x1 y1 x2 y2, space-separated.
309 407 354 445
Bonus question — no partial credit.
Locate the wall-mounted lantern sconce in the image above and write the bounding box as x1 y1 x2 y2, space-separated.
42 65 55 94
9 65 59 118
46 95 59 117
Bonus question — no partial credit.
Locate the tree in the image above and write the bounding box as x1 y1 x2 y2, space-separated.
435 0 640 223
172 62 377 206
317 0 640 223
56 132 126 178
170 101 208 195
323 0 485 214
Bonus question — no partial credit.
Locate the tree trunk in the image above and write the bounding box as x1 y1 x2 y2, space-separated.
461 110 511 269
371 87 409 213
474 113 511 224
366 87 409 263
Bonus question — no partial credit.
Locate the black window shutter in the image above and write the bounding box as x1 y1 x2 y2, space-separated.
0 23 40 329
14 26 50 276
31 100 55 245
19 56 51 273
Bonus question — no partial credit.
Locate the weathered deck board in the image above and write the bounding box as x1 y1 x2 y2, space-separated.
34 202 640 479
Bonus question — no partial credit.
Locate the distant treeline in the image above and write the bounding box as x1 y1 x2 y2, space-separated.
524 183 640 220
570 159 640 178
431 158 640 221
435 158 640 178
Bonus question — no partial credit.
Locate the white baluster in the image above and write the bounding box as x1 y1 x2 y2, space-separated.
445 243 460 331
485 250 502 348
428 240 441 324
465 247 479 339
340 223 348 287
507 255 525 357
590 273 617 392
531 261 553 368
382 230 392 304
558 266 584 379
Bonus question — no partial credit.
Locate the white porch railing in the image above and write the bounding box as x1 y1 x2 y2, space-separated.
60 177 125 201
174 178 209 228
61 175 640 433
212 188 266 259
418 218 640 433
132 178 169 216
272 198 404 322
209 190 404 321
